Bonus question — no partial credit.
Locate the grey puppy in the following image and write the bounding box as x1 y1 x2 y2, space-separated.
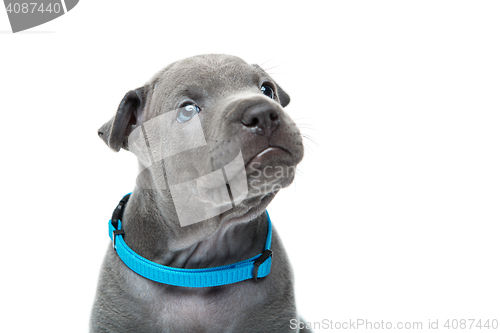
91 54 310 333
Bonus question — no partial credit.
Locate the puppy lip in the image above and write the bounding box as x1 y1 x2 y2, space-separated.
244 146 290 168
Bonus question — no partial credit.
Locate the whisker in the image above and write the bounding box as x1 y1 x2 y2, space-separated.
292 117 318 122
302 141 315 155
258 58 276 68
295 168 305 177
301 134 319 147
262 61 286 72
290 121 318 130
295 124 318 132
263 72 286 76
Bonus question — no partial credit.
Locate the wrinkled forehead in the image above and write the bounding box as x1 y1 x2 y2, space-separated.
152 56 265 102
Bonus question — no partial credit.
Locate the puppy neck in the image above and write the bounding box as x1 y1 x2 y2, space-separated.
119 189 270 269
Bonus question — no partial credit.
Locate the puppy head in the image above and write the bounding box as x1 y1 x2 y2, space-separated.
98 55 303 225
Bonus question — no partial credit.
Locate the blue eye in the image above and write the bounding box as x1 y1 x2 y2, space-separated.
261 83 274 99
177 103 201 123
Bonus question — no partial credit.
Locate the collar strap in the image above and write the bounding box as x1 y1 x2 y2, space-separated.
108 193 273 288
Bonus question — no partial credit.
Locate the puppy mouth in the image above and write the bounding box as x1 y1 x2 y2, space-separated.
244 146 290 169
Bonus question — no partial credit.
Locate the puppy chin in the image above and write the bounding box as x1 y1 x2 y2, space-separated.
221 191 277 225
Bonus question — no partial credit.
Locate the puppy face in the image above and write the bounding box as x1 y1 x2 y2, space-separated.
99 54 303 224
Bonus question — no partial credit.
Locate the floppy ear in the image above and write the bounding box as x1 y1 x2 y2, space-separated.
98 86 147 152
275 83 290 108
252 64 291 108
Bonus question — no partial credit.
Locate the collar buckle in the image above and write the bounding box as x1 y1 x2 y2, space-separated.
111 193 131 228
112 229 124 249
111 193 131 250
253 249 273 281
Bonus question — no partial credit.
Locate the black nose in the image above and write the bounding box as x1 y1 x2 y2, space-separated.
241 103 281 137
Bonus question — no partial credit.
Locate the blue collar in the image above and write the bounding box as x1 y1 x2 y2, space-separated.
108 193 273 288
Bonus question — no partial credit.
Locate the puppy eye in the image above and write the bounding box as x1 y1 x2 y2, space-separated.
177 103 201 123
260 83 274 99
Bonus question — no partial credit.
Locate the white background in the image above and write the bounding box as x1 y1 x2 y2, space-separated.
1 1 499 332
